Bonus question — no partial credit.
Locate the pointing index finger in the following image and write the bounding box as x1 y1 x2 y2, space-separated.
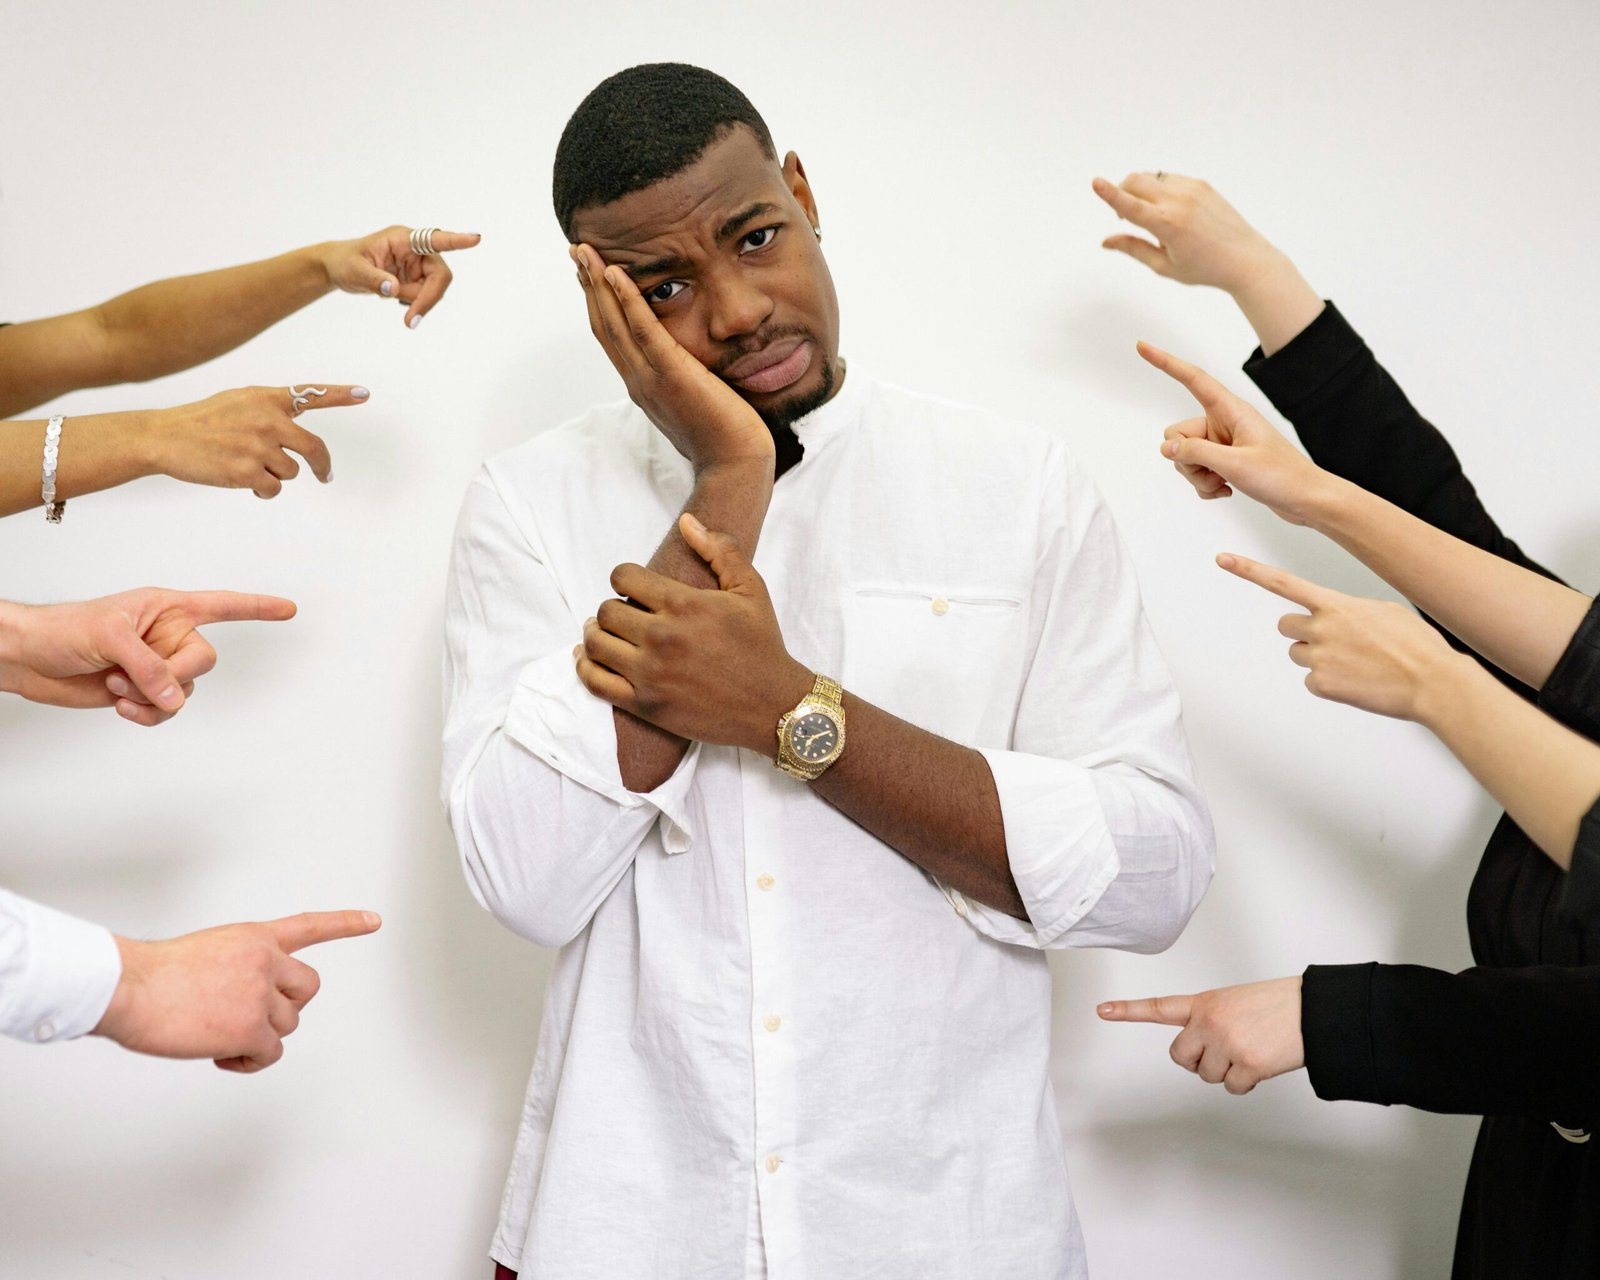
1136 342 1235 414
182 591 298 625
266 909 382 954
1098 994 1194 1025
1216 553 1327 609
418 230 481 255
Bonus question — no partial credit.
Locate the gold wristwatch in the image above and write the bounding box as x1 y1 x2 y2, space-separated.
775 674 847 781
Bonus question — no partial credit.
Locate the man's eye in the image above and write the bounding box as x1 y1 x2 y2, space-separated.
646 280 687 303
740 226 779 253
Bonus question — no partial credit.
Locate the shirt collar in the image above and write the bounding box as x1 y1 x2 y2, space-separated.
788 357 862 446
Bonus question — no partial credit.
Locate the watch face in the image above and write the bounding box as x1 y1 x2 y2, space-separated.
788 710 840 763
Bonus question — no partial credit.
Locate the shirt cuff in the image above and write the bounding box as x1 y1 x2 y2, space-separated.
1 900 122 1044
1559 799 1600 924
943 749 1121 948
1538 595 1600 741
1241 301 1361 413
1301 962 1383 1105
502 645 702 853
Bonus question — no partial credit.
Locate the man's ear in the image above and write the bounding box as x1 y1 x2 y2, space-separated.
783 151 820 234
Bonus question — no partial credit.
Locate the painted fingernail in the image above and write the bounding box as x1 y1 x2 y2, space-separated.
157 686 182 709
408 314 422 330
380 279 395 297
351 386 370 399
106 675 129 697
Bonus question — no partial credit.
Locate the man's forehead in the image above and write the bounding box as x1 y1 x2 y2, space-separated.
571 128 787 252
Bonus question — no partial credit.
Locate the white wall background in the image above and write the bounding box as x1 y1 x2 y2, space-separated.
2 1 1597 1275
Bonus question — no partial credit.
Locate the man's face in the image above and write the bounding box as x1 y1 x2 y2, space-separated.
569 125 842 431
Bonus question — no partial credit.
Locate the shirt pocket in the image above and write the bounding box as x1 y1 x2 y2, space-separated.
839 585 1029 747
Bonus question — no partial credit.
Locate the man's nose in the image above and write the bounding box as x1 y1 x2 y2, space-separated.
706 272 774 343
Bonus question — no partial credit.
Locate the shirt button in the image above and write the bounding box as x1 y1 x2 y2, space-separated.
764 1014 782 1032
34 1020 56 1043
931 597 950 616
766 1155 783 1174
756 874 775 891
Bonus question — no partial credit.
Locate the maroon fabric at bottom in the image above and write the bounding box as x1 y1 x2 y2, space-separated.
493 1265 516 1279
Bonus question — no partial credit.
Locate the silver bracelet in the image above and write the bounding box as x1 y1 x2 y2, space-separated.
41 416 65 523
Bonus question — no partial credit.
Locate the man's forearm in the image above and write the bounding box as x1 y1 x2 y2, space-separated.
95 245 335 385
1308 475 1592 688
1417 655 1600 872
810 695 1025 919
615 458 775 791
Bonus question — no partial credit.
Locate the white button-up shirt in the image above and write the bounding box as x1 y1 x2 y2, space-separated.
441 370 1214 1280
0 889 121 1045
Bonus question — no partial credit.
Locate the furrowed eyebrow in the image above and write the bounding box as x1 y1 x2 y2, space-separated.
619 202 782 282
716 202 780 244
622 253 693 282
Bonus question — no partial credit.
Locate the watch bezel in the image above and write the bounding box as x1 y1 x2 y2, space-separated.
786 701 844 767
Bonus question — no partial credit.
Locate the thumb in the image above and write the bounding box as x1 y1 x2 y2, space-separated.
103 618 185 712
679 512 754 592
346 256 401 299
1161 435 1233 475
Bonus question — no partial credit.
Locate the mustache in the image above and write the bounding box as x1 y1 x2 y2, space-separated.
709 325 815 379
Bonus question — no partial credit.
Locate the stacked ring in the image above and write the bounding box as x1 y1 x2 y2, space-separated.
409 226 439 256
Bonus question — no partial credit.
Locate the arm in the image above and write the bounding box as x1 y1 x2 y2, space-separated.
568 248 778 793
0 384 367 517
581 478 1215 944
1215 552 1600 875
0 227 480 417
1095 174 1561 596
1141 345 1592 691
442 472 709 950
1097 958 1600 1118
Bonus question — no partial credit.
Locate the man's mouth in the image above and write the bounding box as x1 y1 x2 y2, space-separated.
724 338 813 395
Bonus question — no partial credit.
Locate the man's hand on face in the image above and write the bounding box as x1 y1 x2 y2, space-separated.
575 513 811 753
571 245 774 474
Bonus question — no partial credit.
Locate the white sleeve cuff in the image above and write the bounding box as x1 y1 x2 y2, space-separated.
0 896 122 1044
939 749 1122 949
502 646 702 853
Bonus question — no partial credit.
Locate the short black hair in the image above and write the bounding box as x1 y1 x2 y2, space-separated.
553 63 777 238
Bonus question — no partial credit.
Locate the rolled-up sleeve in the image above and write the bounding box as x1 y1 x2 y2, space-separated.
442 469 700 950
0 889 121 1044
954 446 1216 951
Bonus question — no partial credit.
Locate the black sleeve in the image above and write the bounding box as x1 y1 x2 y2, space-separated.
1242 303 1566 701
1302 960 1600 1119
1535 598 1600 918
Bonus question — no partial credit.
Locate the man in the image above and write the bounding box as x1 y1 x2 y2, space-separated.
442 63 1214 1280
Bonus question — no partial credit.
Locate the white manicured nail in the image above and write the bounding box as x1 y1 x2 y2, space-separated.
408 314 421 330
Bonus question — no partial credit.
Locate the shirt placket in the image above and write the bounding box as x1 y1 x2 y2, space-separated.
741 753 802 1280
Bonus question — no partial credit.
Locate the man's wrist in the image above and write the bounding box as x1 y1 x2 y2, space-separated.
749 659 817 758
692 448 776 485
